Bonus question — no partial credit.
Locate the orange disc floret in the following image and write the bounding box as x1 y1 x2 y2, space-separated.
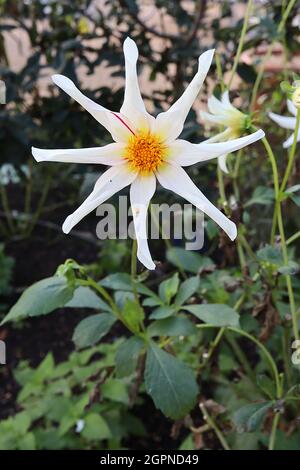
125 132 167 173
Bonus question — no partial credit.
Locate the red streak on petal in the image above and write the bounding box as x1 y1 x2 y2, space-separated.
111 112 135 136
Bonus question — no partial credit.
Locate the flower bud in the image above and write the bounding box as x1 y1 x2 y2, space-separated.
292 83 300 109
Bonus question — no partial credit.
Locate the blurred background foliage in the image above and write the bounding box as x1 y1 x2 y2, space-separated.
1 0 300 450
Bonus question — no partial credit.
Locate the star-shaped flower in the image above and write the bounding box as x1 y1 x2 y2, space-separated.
269 100 300 148
32 38 264 270
200 91 252 173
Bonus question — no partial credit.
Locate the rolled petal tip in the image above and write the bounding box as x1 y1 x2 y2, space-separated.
137 250 156 270
198 48 215 70
123 37 138 63
31 146 43 162
52 74 74 90
228 221 237 241
62 217 72 234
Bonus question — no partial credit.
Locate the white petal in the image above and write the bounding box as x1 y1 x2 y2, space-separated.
154 49 214 142
63 164 137 233
202 129 232 143
120 38 154 132
156 163 237 240
207 95 227 115
283 129 300 148
200 110 227 126
169 129 264 166
130 174 156 270
221 90 231 106
268 111 297 130
52 74 109 125
218 154 229 173
32 143 125 165
287 99 297 117
52 74 136 142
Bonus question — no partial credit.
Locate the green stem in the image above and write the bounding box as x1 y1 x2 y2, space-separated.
277 204 299 341
81 276 145 338
237 237 246 268
196 324 281 397
80 277 118 314
261 137 279 196
282 327 292 388
232 150 242 200
278 0 297 33
268 412 280 451
217 165 227 209
199 403 230 450
217 164 246 272
225 332 256 384
199 326 225 370
229 327 281 397
199 294 251 380
131 239 140 305
215 52 225 93
259 136 279 244
26 172 53 236
239 232 257 262
286 230 300 246
261 133 299 341
24 158 33 231
228 0 253 89
0 184 15 233
151 207 187 279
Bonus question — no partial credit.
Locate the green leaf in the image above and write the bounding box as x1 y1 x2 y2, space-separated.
289 194 300 207
114 291 134 310
100 273 152 296
18 433 36 450
158 273 179 304
148 316 197 337
245 186 274 207
143 296 163 307
183 304 240 327
72 313 116 349
286 384 300 399
280 80 295 95
257 245 283 266
257 374 276 400
281 185 300 206
285 184 300 194
149 306 177 320
122 299 144 333
65 286 111 311
233 402 273 433
1 276 74 325
278 261 299 275
13 411 31 434
115 336 144 378
81 413 111 441
102 379 129 404
167 247 214 274
174 276 199 306
145 342 198 419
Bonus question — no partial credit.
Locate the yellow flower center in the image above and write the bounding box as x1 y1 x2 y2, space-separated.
125 132 167 174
